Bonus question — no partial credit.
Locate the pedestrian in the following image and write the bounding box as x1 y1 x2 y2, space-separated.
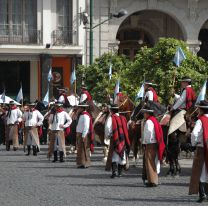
5 101 22 151
23 102 44 156
48 102 72 162
105 104 130 178
141 105 165 187
76 103 94 168
189 100 208 203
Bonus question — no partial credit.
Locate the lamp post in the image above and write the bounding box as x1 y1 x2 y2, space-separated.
89 0 127 65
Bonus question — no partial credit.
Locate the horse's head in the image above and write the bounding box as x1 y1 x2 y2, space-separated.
130 101 144 121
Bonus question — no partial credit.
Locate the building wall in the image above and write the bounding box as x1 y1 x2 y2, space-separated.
86 0 208 63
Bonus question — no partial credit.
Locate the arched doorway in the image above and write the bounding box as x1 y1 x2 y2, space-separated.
198 20 208 61
116 10 185 60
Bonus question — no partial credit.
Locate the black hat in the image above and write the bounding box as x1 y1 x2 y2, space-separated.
28 102 36 106
55 102 63 107
81 85 87 90
179 76 192 83
196 100 208 109
110 104 119 110
9 101 16 105
144 81 157 86
141 105 154 114
57 88 68 93
77 103 89 108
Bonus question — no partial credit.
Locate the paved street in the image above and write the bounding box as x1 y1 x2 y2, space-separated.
0 146 202 206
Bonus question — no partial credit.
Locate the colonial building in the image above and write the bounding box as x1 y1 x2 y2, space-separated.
0 0 86 101
86 0 208 62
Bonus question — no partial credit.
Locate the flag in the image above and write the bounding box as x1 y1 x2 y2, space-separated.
109 63 112 80
16 85 23 103
47 67 53 82
43 88 49 107
114 80 120 99
173 47 186 67
0 88 5 103
136 83 145 100
70 67 76 85
195 80 207 105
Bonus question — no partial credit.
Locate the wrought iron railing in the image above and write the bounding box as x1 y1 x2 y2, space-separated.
0 28 42 45
52 30 73 46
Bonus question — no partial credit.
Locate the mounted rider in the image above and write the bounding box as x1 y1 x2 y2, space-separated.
79 85 92 104
144 82 159 102
171 76 196 112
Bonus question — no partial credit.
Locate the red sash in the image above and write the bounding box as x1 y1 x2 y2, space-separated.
148 87 159 102
82 90 92 102
198 116 208 172
186 87 196 110
148 116 165 161
82 111 94 152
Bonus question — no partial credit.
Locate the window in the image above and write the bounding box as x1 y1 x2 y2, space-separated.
0 0 38 44
54 0 73 45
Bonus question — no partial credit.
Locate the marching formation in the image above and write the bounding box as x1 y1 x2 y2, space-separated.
0 76 208 203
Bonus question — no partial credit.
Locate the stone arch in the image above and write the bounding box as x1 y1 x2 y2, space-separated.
115 10 186 60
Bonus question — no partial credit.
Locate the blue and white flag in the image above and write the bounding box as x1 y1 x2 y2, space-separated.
114 80 120 99
16 85 23 103
109 63 112 80
173 47 186 67
136 83 145 100
70 67 76 85
195 80 207 105
47 67 53 82
43 88 49 107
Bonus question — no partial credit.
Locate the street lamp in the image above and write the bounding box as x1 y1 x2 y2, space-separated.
89 0 128 65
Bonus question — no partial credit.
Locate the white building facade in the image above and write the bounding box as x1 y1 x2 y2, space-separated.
0 0 86 101
85 0 208 62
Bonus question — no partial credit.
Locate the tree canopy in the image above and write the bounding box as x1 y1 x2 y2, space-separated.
76 38 208 105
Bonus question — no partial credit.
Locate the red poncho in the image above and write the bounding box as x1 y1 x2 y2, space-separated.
148 116 165 161
148 87 159 102
198 115 208 172
186 87 196 110
112 114 130 158
82 90 92 102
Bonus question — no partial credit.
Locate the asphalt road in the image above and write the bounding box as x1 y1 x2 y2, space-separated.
0 146 202 206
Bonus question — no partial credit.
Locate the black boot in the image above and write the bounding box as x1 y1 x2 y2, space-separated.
52 151 58 163
118 164 123 177
26 146 31 156
6 142 10 151
32 146 37 156
59 151 65 162
197 182 208 203
111 162 117 178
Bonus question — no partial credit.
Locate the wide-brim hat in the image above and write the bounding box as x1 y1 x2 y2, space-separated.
196 100 208 109
27 102 36 106
57 88 68 93
55 102 63 107
81 85 87 90
77 103 89 108
179 76 192 82
110 104 119 110
141 105 154 114
144 82 157 86
9 101 16 105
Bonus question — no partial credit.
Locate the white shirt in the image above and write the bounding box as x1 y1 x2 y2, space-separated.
144 90 154 101
76 113 90 138
58 95 65 104
173 85 192 110
191 114 208 147
49 111 72 131
23 110 44 127
143 119 157 144
6 108 22 125
79 93 87 104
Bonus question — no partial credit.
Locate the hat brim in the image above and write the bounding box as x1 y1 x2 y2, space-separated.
144 82 157 86
179 79 192 82
141 109 154 113
196 105 208 109
77 104 89 107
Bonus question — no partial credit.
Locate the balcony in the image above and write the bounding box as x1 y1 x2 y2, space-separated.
0 28 42 45
52 30 73 46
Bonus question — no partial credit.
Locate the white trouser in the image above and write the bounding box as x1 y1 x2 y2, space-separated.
112 151 126 165
200 163 208 183
54 136 63 152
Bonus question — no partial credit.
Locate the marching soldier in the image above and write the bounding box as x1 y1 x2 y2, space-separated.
48 102 72 162
79 85 92 104
23 102 44 156
171 76 196 111
144 82 159 102
5 101 22 151
189 100 208 203
105 104 130 178
76 103 94 168
141 106 165 187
